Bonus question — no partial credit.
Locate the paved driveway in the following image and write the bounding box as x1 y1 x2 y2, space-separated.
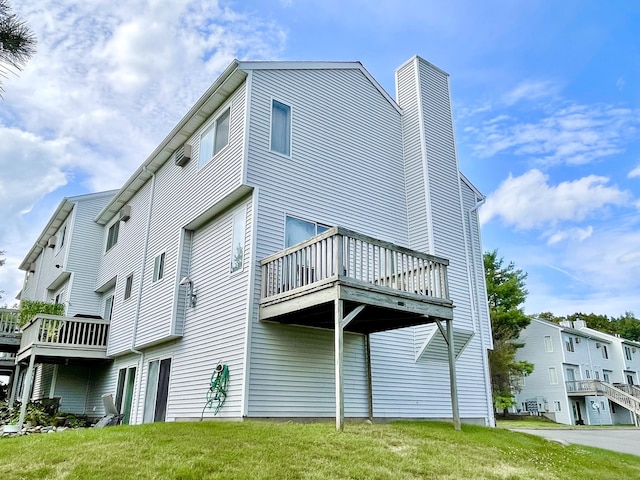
511 428 640 457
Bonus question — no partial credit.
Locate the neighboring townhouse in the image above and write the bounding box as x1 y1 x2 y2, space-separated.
515 318 640 425
8 56 494 429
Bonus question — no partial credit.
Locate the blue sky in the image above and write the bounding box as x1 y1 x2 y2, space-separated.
1 0 639 317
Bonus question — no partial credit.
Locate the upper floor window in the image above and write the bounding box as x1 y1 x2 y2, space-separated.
198 108 230 168
230 207 246 274
58 224 67 251
124 273 134 300
104 294 114 321
153 253 165 282
106 221 120 252
544 335 553 352
565 337 574 352
548 367 558 385
270 100 291 156
625 346 633 361
601 345 609 359
285 215 329 248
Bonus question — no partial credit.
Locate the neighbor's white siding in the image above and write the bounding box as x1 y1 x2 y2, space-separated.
245 67 406 417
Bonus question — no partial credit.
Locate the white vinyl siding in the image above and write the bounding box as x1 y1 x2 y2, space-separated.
544 335 553 352
549 367 558 384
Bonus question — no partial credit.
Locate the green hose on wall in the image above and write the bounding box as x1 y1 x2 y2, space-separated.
200 363 229 420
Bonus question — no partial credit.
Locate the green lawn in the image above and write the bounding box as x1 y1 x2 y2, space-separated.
1 421 639 479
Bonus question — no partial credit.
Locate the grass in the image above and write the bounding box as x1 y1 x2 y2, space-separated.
1 420 639 479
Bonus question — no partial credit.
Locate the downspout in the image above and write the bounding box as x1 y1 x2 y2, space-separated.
129 167 156 422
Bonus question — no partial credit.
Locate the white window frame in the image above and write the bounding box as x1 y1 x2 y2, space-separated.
105 220 120 252
230 207 247 274
625 346 633 361
56 224 67 254
602 345 608 359
284 215 330 248
198 107 231 169
554 401 561 412
153 252 166 283
124 273 134 300
270 98 292 157
549 367 558 385
544 335 553 352
104 294 114 321
565 336 574 352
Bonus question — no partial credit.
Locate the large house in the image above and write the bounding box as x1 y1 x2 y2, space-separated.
2 56 494 429
514 318 640 426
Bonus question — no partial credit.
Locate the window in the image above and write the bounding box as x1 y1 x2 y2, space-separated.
124 274 133 300
585 369 591 379
285 215 330 248
58 224 67 250
54 292 63 304
143 358 171 423
230 207 246 273
270 100 291 156
595 371 600 380
544 335 553 352
549 367 558 385
565 337 574 352
106 221 120 252
554 401 561 412
603 371 611 383
198 108 230 168
153 253 165 282
602 345 609 359
104 294 114 321
625 346 633 361
115 367 136 424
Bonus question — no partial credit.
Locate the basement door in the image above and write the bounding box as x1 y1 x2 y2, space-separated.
143 358 171 423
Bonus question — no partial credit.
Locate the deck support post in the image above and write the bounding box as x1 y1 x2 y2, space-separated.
365 333 373 421
18 354 36 428
8 363 21 409
446 319 461 431
335 298 344 431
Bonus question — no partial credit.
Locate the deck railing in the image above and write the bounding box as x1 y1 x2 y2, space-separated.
566 380 640 415
261 227 450 301
614 383 640 400
0 308 20 334
20 314 110 351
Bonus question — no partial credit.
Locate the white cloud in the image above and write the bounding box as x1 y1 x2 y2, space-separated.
467 103 637 166
546 226 593 245
502 80 557 106
480 169 631 229
628 165 640 178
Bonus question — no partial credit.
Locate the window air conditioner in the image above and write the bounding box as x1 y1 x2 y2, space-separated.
47 236 57 248
596 343 601 349
575 337 581 344
29 262 36 273
119 205 131 222
174 144 192 167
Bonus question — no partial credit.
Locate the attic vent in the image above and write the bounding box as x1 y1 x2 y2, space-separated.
29 262 36 273
119 205 131 222
47 236 57 248
174 143 192 168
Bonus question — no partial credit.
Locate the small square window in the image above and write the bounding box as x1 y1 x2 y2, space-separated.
153 253 165 282
271 100 291 156
124 274 133 300
106 221 120 252
198 108 230 168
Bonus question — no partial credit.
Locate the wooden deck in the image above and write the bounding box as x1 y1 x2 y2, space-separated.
260 227 454 334
16 314 110 364
0 308 21 353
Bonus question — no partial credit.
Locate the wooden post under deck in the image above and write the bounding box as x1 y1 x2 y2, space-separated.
335 299 344 431
9 362 21 408
18 354 36 428
447 319 461 431
365 334 373 420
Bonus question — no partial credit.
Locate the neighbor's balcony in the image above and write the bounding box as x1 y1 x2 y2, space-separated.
0 308 21 352
260 227 454 334
17 314 110 363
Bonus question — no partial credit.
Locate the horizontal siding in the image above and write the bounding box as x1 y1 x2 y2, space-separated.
53 365 92 415
165 198 253 420
246 68 405 418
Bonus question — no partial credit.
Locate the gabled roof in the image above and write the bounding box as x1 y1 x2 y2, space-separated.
19 190 117 271
95 59 401 225
530 317 612 343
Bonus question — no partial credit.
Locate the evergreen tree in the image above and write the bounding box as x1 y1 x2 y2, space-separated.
0 0 36 95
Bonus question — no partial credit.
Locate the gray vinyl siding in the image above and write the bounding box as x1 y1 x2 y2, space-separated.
246 68 405 417
65 194 115 316
54 364 92 415
32 364 54 400
167 199 252 420
82 363 114 417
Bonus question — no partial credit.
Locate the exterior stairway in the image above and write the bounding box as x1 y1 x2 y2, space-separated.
567 380 640 420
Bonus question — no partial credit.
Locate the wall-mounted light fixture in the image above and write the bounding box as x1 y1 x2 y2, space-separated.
55 264 63 269
180 277 197 308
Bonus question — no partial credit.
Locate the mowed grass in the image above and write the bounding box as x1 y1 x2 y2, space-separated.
1 421 639 480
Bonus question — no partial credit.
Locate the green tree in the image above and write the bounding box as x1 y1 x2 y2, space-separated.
0 0 36 95
484 249 534 415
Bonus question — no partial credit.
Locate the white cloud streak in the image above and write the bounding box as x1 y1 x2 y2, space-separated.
480 169 632 229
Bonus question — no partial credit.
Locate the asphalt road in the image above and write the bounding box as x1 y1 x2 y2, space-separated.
511 428 640 457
